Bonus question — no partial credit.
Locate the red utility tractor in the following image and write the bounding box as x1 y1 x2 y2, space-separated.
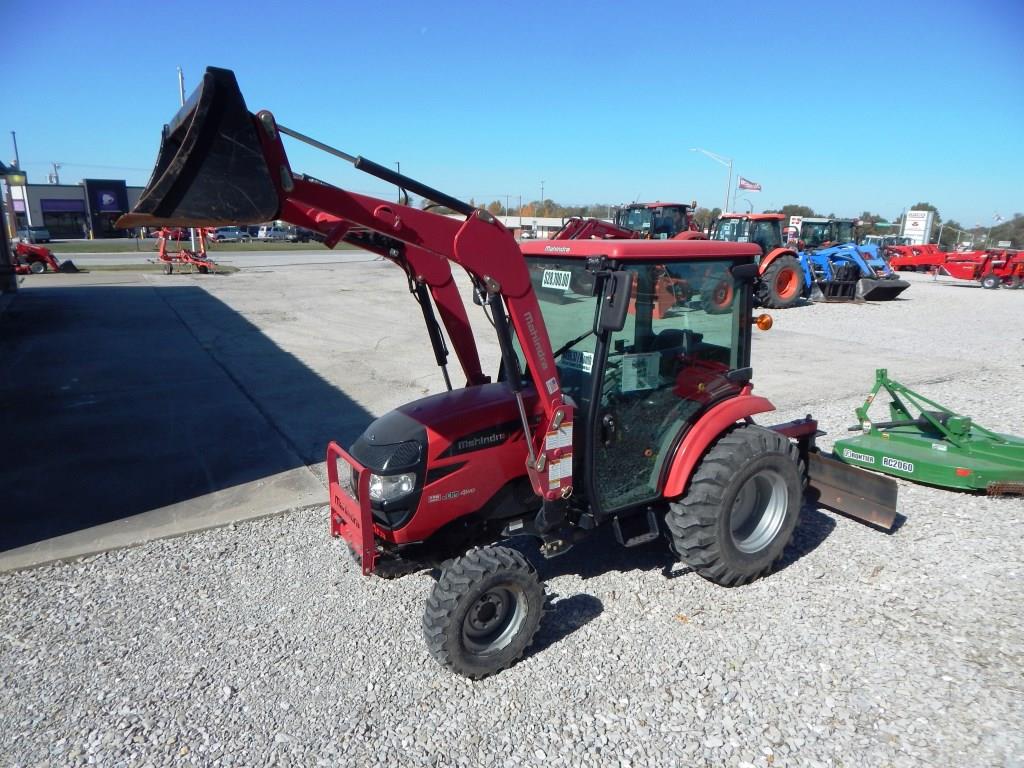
119 67 898 679
710 214 804 309
553 202 704 241
13 242 79 274
154 227 219 274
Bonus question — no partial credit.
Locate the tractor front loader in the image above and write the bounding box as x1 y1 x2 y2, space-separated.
798 218 909 301
119 67 899 679
13 242 79 274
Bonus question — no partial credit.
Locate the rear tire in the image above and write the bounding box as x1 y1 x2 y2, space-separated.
759 256 803 309
666 425 803 587
423 546 545 679
29 261 46 274
981 274 1000 290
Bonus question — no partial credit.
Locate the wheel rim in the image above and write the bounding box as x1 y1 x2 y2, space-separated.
729 470 789 554
775 267 798 299
462 585 528 656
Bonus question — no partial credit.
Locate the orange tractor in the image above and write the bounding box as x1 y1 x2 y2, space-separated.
710 214 804 309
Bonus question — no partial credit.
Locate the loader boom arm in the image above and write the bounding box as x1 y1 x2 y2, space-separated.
116 66 574 502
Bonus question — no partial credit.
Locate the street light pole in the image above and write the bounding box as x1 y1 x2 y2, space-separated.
690 147 733 213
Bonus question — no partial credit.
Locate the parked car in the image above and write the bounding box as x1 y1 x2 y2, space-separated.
285 226 315 242
16 226 52 244
257 224 289 241
210 226 248 242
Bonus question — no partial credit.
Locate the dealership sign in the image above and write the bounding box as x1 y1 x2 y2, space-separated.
901 210 934 245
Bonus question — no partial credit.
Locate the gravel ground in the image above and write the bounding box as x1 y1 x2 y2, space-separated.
2 271 1023 767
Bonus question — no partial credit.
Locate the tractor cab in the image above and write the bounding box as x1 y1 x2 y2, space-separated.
711 214 784 261
613 202 695 239
520 239 756 514
800 218 856 249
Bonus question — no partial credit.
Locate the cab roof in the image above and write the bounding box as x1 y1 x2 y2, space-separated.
519 238 760 261
719 213 785 221
622 201 691 209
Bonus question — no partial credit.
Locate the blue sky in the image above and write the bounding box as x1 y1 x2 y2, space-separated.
5 0 1021 225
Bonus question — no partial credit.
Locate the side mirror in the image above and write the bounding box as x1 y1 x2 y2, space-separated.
730 262 759 282
596 271 633 333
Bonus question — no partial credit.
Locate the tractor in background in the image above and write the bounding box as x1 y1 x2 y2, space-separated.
710 213 805 309
797 218 909 301
553 201 704 241
12 242 79 274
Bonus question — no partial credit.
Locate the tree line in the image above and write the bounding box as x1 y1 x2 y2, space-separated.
416 195 1020 248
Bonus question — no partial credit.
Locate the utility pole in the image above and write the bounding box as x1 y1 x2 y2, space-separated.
49 162 62 185
10 131 19 169
540 181 544 216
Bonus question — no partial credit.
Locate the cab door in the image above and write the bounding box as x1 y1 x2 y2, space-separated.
589 260 746 513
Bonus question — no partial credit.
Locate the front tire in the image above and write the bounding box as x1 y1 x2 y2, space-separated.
29 261 46 274
666 425 803 587
423 546 545 679
759 255 804 309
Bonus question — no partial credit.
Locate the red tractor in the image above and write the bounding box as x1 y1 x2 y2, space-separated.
553 202 704 241
710 213 804 309
120 67 897 679
12 242 78 274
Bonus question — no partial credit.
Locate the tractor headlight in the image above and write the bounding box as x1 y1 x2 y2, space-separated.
368 472 417 503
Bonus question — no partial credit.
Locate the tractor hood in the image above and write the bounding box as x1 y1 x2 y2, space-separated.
117 67 281 229
394 383 533 461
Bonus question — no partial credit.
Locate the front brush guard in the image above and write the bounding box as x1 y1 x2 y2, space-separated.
327 441 378 575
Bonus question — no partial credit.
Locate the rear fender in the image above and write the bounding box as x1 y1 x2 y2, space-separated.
758 247 799 273
662 392 776 498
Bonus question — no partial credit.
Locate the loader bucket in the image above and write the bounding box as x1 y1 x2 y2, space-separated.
116 67 280 229
856 277 910 301
58 259 79 273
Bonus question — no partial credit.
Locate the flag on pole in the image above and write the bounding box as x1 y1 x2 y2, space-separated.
737 177 761 191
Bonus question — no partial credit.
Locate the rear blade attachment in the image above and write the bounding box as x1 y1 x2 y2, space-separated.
806 450 898 530
116 67 280 229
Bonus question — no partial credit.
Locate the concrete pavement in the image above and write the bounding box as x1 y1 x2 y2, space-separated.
0 271 358 570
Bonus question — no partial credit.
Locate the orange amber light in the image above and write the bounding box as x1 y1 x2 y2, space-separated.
755 314 773 331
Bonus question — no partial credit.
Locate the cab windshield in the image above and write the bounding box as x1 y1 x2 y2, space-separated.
800 221 832 248
834 221 856 243
712 218 782 255
519 257 748 512
614 206 687 239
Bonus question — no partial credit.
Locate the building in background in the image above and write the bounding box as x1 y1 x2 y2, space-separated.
10 176 143 238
